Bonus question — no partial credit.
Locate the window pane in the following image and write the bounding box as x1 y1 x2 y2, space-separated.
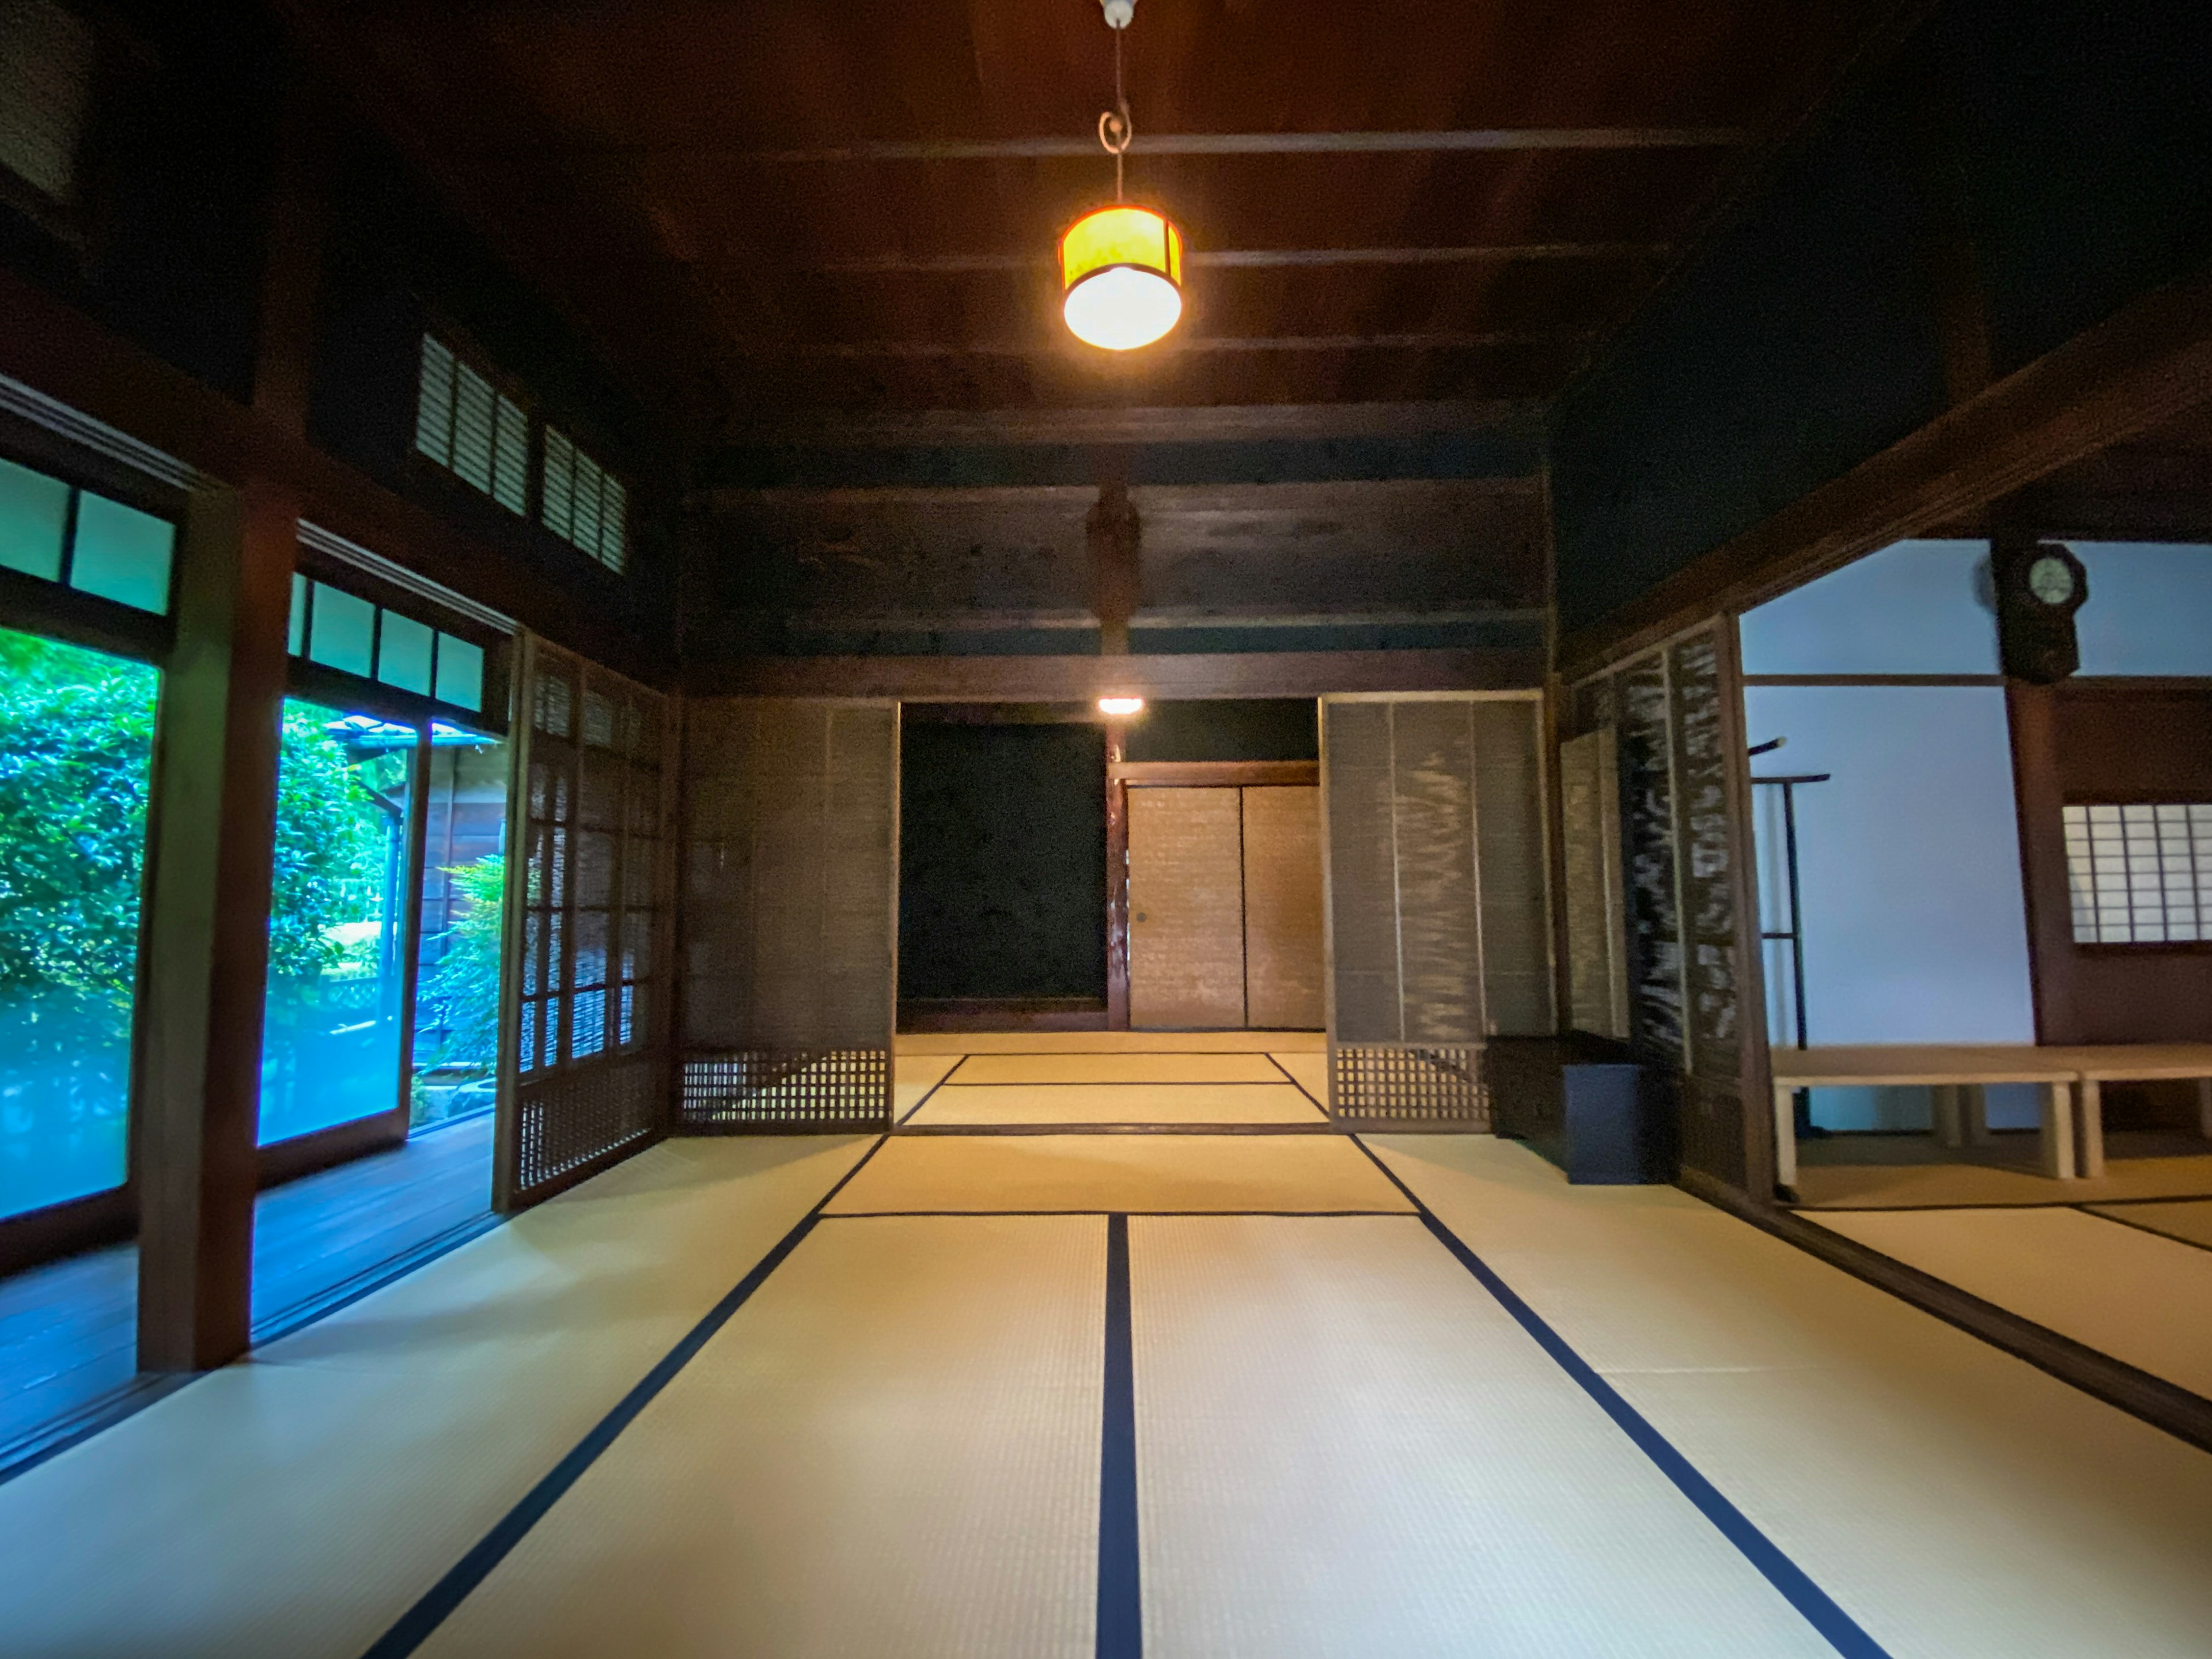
435 634 484 712
260 702 414 1144
377 611 434 695
287 572 308 656
413 730 507 1128
70 493 175 613
493 395 530 514
541 427 575 540
415 335 456 466
0 456 68 581
600 476 628 571
308 582 374 677
0 626 160 1218
453 362 497 494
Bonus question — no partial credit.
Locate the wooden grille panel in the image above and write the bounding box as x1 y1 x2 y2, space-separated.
1320 694 1551 1127
498 634 676 1210
679 1048 891 1131
680 699 898 1128
1330 1043 1489 1128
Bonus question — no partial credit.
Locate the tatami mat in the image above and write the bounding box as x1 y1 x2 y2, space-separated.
1809 1205 2212 1397
907 1083 1327 1128
1369 1134 2212 1658
1795 1150 2212 1208
1266 1050 1327 1104
952 1052 1286 1085
895 1053 965 1119
896 1031 1326 1055
1133 1214 1830 1657
827 1134 1410 1214
2090 1197 2212 1252
0 1136 873 1659
417 1215 1104 1659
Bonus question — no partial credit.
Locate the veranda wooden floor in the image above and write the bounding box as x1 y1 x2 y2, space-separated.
0 1111 494 1471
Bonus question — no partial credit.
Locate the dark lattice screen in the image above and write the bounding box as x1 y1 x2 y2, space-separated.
678 699 898 1131
496 634 675 1208
1320 694 1551 1128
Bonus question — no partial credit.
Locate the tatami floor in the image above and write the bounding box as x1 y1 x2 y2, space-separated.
2 1035 2210 1657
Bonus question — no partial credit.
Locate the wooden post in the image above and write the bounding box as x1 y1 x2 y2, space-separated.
1105 722 1131 1030
135 480 296 1371
1088 482 1141 657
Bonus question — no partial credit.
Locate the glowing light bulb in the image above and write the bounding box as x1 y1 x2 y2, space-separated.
1099 696 1145 717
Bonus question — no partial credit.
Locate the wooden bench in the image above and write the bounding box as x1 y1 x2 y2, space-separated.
1768 1046 2082 1190
2039 1045 2212 1179
1770 1043 2212 1190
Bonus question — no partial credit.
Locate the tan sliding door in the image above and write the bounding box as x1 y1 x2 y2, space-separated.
676 698 899 1130
1321 693 1552 1127
1128 786 1247 1029
1243 786 1325 1028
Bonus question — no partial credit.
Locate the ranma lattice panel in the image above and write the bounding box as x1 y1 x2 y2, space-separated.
679 1048 891 1131
1330 1043 1489 1129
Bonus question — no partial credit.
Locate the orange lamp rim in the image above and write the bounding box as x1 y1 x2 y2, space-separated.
1057 203 1184 281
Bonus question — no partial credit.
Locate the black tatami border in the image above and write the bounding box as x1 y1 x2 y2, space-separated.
1347 1135 1896 1659
1097 1214 1141 1659
358 1132 894 1659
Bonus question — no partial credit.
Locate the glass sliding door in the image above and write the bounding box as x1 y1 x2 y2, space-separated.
411 724 508 1128
258 703 416 1146
0 627 160 1219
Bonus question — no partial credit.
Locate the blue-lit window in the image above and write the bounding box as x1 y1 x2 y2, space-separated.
287 575 491 721
0 456 175 615
0 625 160 1218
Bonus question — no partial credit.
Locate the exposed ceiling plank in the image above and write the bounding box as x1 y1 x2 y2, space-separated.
627 129 1756 162
718 332 1597 359
796 243 1674 274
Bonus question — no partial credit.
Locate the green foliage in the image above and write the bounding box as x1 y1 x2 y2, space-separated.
266 703 388 983
0 634 393 1021
0 632 158 1015
425 853 504 1063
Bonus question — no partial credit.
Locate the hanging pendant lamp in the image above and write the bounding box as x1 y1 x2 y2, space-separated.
1061 0 1184 351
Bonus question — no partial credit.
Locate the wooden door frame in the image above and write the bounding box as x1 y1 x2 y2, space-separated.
1104 759 1320 1028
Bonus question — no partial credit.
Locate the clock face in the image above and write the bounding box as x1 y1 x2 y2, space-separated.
2027 554 2077 606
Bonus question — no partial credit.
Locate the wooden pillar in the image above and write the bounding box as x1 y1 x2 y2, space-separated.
1089 482 1141 657
135 479 296 1372
1105 723 1131 1029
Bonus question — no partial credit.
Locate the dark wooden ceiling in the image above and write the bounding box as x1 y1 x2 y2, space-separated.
290 1 1904 429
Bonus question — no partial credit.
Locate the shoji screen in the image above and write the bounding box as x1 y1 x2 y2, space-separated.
495 634 677 1209
678 699 899 1130
1320 694 1552 1127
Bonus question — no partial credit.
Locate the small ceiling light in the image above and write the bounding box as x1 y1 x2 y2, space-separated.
1099 696 1145 717
1062 0 1185 353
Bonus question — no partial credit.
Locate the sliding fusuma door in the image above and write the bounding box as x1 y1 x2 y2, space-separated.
677 699 899 1130
1320 693 1553 1127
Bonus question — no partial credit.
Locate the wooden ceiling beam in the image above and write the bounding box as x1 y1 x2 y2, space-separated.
793 244 1673 274
611 129 1755 162
717 331 1596 359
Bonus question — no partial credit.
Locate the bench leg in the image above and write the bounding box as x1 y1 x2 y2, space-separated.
2040 1081 2077 1180
1772 1083 1798 1194
2076 1078 2105 1179
1964 1084 1991 1146
1931 1084 1964 1149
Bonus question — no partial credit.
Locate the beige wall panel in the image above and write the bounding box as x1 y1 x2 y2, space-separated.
1242 787 1325 1029
1129 787 1247 1029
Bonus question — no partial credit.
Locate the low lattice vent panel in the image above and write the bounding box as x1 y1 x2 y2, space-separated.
1330 1044 1488 1128
516 1061 660 1193
679 1050 891 1131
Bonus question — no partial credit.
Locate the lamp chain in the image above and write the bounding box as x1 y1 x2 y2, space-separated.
1097 24 1131 201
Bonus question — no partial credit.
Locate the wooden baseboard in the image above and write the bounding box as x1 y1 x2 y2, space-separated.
897 998 1110 1033
1677 1166 2212 1453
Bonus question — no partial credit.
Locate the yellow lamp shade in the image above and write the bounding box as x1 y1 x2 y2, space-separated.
1059 205 1184 351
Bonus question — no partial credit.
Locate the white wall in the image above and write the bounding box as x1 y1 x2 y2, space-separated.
1745 686 2037 1130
